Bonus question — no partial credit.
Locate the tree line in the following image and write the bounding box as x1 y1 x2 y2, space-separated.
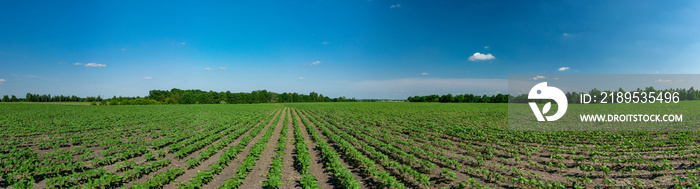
108 88 359 105
2 89 359 105
407 87 700 104
407 94 509 103
8 86 697 105
1 93 103 103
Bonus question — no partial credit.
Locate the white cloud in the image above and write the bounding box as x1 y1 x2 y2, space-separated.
311 61 321 65
84 63 106 67
219 67 226 70
532 75 546 80
121 48 127 51
143 77 152 80
563 33 571 37
484 46 489 49
656 79 671 83
181 42 186 45
558 67 570 71
205 67 212 70
321 41 329 45
468 52 496 61
421 73 428 75
390 4 401 8
298 77 305 80
0 79 5 84
74 62 106 67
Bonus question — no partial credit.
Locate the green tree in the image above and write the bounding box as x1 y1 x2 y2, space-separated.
218 92 229 103
165 97 175 104
482 95 490 103
109 98 119 105
310 92 318 102
279 92 289 102
267 92 278 103
206 90 217 104
689 87 699 100
570 92 579 104
439 94 454 103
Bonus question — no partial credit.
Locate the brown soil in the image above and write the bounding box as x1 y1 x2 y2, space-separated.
296 109 373 189
291 108 333 189
238 108 287 188
280 109 303 188
202 109 281 188
134 109 277 188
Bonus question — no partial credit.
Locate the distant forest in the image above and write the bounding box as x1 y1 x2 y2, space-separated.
5 86 700 105
1 93 104 103
128 88 360 105
407 87 700 103
2 89 359 105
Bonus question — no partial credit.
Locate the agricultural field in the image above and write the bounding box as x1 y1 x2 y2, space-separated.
1 103 700 188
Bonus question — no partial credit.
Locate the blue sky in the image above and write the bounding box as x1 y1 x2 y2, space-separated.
1 1 699 99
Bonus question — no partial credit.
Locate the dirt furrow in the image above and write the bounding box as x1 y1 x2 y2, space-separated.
202 109 281 189
291 108 333 189
296 108 371 189
238 108 287 188
280 109 302 189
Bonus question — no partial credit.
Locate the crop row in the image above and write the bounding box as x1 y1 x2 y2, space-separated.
185 113 266 169
262 109 290 189
177 109 280 189
303 109 422 188
296 108 362 189
220 108 284 188
291 109 320 189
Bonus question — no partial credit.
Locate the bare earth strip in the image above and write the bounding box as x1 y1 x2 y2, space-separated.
202 109 281 189
295 108 371 189
238 108 288 188
279 109 302 189
290 108 332 189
